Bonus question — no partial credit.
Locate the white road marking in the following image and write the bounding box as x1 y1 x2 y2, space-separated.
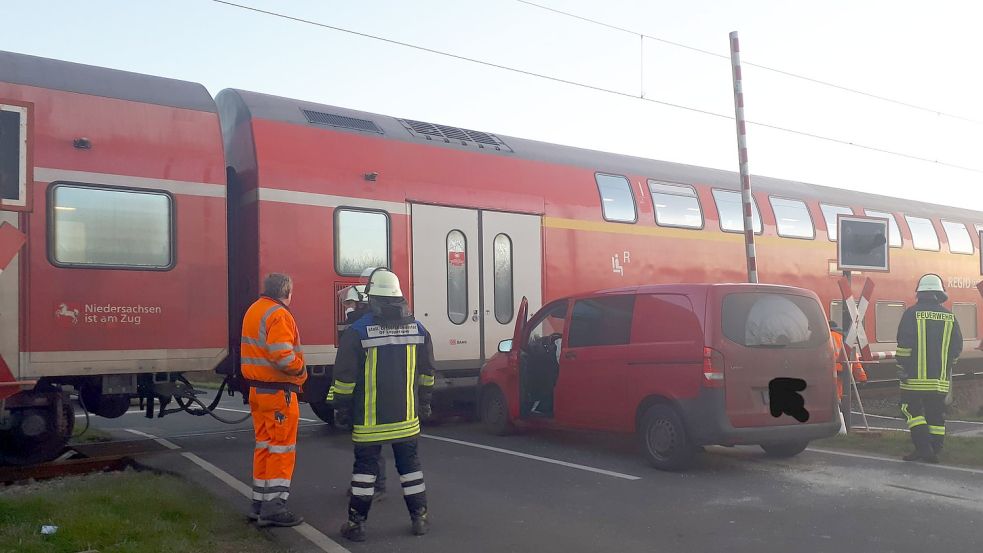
851 412 983 426
421 433 641 481
215 406 317 423
124 428 181 450
125 429 348 553
807 447 983 476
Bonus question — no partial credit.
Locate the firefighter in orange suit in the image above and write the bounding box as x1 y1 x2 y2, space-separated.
830 320 867 401
241 273 307 527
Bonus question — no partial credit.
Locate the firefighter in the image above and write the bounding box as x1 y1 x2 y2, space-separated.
332 284 388 499
895 274 963 463
829 320 867 403
240 273 307 527
331 268 435 541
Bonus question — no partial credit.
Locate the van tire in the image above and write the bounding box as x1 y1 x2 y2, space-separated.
760 440 809 458
480 386 513 436
638 405 694 471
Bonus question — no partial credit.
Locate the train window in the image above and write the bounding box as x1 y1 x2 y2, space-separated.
711 189 762 234
0 103 28 208
864 209 902 247
819 204 854 241
50 184 172 269
875 301 906 342
447 230 468 325
953 303 978 339
770 197 815 239
648 181 703 229
904 215 940 251
493 233 514 324
595 174 637 223
942 221 973 254
335 209 390 276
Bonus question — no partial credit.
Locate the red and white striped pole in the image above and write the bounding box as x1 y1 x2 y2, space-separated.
729 31 758 283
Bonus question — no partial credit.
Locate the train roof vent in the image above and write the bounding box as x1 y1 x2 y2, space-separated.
398 119 513 152
302 109 384 134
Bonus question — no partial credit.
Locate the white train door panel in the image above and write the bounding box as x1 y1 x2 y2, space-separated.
411 204 543 369
481 211 542 358
411 204 481 367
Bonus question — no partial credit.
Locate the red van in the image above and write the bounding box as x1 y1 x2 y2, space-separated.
478 283 840 470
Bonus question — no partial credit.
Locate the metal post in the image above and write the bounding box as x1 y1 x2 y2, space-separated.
729 31 757 283
841 270 853 432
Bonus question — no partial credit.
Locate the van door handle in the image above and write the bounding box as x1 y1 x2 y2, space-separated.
564 351 577 360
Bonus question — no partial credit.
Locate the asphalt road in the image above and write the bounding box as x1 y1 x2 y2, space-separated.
79 393 983 553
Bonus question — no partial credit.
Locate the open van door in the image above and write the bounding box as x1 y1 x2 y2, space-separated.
509 297 529 365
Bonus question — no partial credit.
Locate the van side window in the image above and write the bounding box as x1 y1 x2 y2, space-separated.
723 293 828 348
595 174 637 223
631 294 701 345
864 209 902 247
568 295 635 348
904 215 939 251
648 181 703 229
941 221 973 254
874 301 906 342
953 303 978 339
526 301 569 348
819 204 853 241
712 189 762 234
770 197 815 239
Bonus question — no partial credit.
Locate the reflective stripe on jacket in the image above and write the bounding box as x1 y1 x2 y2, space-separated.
241 296 307 386
332 313 435 444
896 301 962 393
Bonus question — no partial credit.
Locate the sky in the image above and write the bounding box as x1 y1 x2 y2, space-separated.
4 0 982 212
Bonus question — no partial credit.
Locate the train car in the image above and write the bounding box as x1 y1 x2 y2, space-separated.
0 52 228 463
216 88 982 421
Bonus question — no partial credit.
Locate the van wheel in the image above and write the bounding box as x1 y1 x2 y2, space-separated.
760 441 809 458
638 405 694 471
480 386 513 436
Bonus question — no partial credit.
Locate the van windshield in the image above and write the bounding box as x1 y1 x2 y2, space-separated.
722 292 828 348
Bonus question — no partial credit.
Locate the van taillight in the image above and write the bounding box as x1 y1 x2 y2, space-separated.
703 347 725 388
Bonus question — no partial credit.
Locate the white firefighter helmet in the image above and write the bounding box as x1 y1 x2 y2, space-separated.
365 268 403 298
342 285 367 304
916 273 945 294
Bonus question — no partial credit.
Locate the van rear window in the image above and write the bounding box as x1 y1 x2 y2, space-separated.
722 293 828 348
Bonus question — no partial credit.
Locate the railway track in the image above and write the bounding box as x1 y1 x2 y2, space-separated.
0 448 135 484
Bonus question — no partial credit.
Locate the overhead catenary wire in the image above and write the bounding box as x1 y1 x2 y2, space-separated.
515 0 983 126
209 0 983 175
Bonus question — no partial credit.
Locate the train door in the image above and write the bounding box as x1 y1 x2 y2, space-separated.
411 204 542 370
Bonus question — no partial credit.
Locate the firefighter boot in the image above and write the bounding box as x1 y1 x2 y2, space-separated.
411 509 430 536
340 514 367 542
257 499 304 528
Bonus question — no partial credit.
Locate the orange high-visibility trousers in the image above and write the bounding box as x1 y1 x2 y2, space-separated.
250 387 300 503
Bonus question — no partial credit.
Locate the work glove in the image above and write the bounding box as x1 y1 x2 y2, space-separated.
895 367 909 383
334 408 353 430
419 402 432 420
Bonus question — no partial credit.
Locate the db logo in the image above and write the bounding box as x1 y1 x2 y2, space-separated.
55 302 82 326
448 339 468 346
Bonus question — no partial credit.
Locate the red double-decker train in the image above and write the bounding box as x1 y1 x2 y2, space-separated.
1 50 980 463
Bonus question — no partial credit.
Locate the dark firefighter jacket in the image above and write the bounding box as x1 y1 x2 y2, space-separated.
332 313 436 444
896 299 963 393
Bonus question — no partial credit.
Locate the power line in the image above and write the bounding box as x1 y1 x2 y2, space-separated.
209 0 983 175
516 0 983 126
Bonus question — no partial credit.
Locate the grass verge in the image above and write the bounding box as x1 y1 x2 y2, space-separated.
815 431 983 469
0 470 287 553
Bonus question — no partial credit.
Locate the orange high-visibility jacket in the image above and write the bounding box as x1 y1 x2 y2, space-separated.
240 296 307 386
832 330 866 399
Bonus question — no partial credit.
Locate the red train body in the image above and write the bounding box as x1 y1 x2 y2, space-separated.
0 51 980 463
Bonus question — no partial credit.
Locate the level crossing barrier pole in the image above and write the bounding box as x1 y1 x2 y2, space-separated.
729 31 758 283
